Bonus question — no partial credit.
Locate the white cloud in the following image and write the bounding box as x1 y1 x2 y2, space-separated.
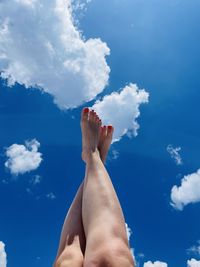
0 0 110 109
170 169 200 210
5 139 42 175
187 241 200 256
92 83 149 143
144 261 168 267
167 144 183 165
125 223 136 265
187 259 200 267
0 241 7 267
125 223 132 241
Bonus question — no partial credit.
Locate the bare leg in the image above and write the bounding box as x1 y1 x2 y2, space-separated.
53 182 85 267
81 108 134 267
53 108 113 267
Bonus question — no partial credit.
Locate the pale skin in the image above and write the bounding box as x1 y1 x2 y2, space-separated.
53 108 134 267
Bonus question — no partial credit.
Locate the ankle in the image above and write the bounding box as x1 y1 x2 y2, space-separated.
82 148 101 164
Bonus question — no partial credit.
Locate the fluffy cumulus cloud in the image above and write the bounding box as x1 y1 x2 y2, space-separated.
0 241 7 267
0 0 110 109
0 0 149 141
5 139 42 175
144 261 168 267
167 144 183 165
92 83 149 143
170 169 200 210
187 259 200 267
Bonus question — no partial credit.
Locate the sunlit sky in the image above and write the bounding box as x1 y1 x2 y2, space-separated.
1 1 200 266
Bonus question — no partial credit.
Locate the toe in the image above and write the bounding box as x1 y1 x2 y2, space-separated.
81 107 89 121
102 125 107 137
107 125 114 136
90 110 95 122
94 112 98 123
95 114 100 124
88 110 94 122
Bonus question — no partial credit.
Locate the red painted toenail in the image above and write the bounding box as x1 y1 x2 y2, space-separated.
108 125 113 130
83 107 89 113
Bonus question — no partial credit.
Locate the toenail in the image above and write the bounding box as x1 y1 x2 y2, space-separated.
108 125 113 130
83 107 89 113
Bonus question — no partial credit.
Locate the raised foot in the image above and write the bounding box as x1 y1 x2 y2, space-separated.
80 107 114 164
81 107 101 163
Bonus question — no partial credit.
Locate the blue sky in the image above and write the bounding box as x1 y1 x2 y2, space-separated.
1 0 200 266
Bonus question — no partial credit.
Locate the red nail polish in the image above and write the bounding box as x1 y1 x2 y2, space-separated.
83 107 89 113
108 125 113 130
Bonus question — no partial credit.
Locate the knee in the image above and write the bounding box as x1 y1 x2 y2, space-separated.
54 248 83 267
55 257 83 267
84 239 135 267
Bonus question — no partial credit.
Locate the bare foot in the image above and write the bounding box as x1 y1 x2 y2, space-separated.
98 125 114 163
81 107 101 163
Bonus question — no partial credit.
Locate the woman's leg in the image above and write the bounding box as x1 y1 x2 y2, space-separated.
81 108 134 267
53 109 112 267
53 182 85 267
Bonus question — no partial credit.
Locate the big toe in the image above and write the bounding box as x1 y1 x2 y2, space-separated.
107 125 114 138
81 107 89 122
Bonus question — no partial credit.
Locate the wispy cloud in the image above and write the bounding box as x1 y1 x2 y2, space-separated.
92 83 149 143
170 169 200 210
187 241 200 256
71 0 92 13
110 149 120 160
125 223 136 265
0 0 110 109
125 223 132 241
5 139 42 175
167 144 183 165
1 178 9 185
30 175 42 185
46 192 56 200
187 259 200 267
0 241 7 267
143 261 168 267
